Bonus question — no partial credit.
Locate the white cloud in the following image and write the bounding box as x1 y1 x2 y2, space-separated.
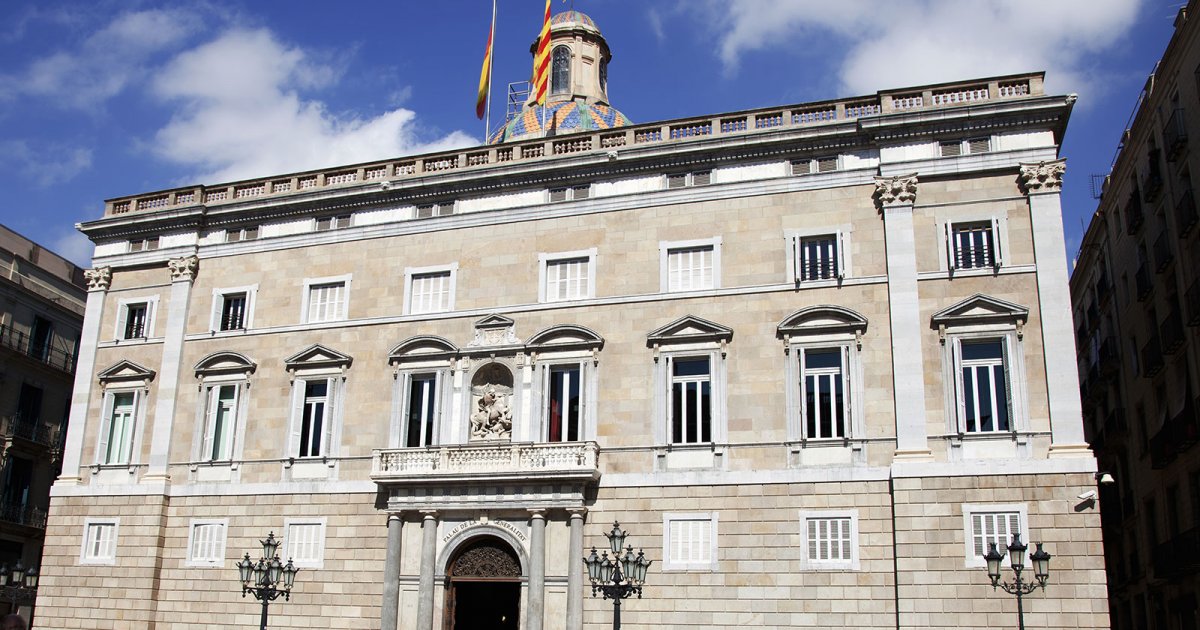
148 28 474 183
0 140 93 187
0 8 200 109
51 228 95 268
700 0 1143 98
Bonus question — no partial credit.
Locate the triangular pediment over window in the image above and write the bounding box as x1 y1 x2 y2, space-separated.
194 352 257 378
284 344 353 372
527 325 604 352
646 315 734 347
930 294 1029 328
474 314 515 330
777 305 868 338
389 335 459 364
97 360 156 385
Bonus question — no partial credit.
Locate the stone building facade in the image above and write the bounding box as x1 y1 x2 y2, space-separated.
39 12 1106 630
0 224 85 620
1071 2 1200 629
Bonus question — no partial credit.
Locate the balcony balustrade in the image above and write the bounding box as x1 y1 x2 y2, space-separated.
1177 189 1198 236
0 324 75 373
1164 108 1188 161
1126 196 1145 234
372 441 599 484
0 503 46 530
0 414 61 448
1154 526 1200 578
1143 169 1164 204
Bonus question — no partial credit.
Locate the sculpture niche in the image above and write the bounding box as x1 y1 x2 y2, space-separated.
470 363 514 441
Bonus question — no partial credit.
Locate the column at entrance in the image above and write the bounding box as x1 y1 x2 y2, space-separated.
565 510 585 630
527 510 546 630
416 511 439 630
380 513 403 630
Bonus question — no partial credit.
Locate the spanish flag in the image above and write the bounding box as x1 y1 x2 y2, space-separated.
476 0 496 119
531 0 552 105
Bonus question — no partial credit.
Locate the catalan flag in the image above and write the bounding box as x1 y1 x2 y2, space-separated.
531 0 552 105
476 0 497 119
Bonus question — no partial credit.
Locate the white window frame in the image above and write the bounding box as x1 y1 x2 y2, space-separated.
962 503 1028 568
395 369 446 448
289 377 340 459
210 285 258 332
537 358 594 443
95 388 144 466
194 379 249 463
114 295 159 340
945 331 1026 435
659 237 721 293
538 249 597 303
662 512 718 571
796 344 854 441
785 228 852 284
939 214 1008 274
301 274 351 324
284 518 327 568
656 349 727 446
403 263 458 315
80 518 119 565
799 509 859 570
186 518 228 568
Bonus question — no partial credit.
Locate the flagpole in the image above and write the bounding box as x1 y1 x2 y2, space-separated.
484 0 497 141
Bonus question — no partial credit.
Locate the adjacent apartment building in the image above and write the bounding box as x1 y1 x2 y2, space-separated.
0 225 85 618
1072 3 1200 630
39 11 1107 630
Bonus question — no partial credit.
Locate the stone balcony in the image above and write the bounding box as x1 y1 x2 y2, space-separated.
371 441 600 512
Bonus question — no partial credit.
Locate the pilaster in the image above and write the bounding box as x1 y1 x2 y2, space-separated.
145 254 198 482
1018 160 1090 456
380 513 403 630
566 509 585 630
875 174 933 461
416 511 439 630
527 510 546 630
56 267 111 485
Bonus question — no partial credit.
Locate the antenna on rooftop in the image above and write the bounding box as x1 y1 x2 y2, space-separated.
506 81 531 123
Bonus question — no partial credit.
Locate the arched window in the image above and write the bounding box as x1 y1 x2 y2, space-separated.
551 46 571 95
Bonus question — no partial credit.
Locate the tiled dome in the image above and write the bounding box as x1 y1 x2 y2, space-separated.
488 100 632 145
550 10 599 33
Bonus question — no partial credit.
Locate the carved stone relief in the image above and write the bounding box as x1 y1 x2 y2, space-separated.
450 540 522 578
470 363 514 441
1018 159 1066 194
168 255 199 282
84 267 112 291
873 173 919 206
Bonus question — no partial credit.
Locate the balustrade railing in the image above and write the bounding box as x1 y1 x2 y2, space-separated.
0 324 75 373
0 503 46 530
372 441 599 479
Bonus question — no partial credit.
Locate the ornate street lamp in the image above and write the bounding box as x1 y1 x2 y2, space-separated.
583 522 652 630
236 532 298 630
0 561 39 612
983 533 1051 630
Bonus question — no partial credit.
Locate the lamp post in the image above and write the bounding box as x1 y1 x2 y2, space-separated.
582 521 652 630
0 561 38 613
236 532 298 630
983 533 1052 630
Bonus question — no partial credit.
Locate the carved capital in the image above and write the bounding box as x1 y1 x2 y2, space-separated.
168 255 199 282
1018 159 1066 194
84 266 112 292
874 173 918 207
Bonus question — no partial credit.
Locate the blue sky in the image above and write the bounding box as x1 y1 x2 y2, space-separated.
0 0 1180 267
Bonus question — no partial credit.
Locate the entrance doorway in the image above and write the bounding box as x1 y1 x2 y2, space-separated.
445 537 522 630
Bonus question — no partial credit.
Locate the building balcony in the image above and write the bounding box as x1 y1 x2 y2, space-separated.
1126 196 1145 235
0 414 62 449
0 324 75 374
1177 189 1198 237
1154 232 1175 272
1164 108 1188 161
1149 398 1199 469
0 503 46 530
1097 276 1114 307
1161 309 1186 355
1087 300 1101 328
1099 337 1120 375
1154 526 1200 579
1141 336 1165 378
1143 169 1164 204
1136 264 1154 302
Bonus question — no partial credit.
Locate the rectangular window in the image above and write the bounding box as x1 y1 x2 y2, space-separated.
671 357 712 444
219 293 247 331
963 504 1027 567
545 257 590 302
81 520 118 564
99 391 137 465
298 380 328 458
668 246 713 292
663 513 717 571
939 140 963 157
798 235 840 281
405 374 438 448
306 281 346 323
958 339 1011 432
187 520 227 567
801 347 848 439
547 365 582 442
410 271 452 314
203 384 238 461
286 521 326 567
800 510 859 570
123 303 149 339
950 221 1000 269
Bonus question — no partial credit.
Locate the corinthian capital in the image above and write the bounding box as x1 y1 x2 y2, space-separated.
1018 159 1066 194
168 255 199 282
874 173 919 207
84 266 112 292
